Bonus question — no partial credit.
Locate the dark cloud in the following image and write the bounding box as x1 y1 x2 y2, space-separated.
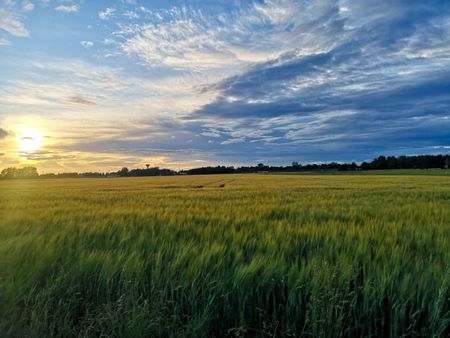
0 128 11 139
188 0 450 163
18 150 77 161
66 96 96 106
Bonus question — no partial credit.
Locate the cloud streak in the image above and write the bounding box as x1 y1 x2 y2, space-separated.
54 4 79 13
66 96 96 106
0 7 29 37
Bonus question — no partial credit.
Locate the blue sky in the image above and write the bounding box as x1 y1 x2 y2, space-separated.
0 0 449 172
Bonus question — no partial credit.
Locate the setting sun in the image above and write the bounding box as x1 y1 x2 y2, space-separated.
17 127 43 152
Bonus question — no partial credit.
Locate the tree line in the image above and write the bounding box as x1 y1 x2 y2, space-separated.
180 154 450 175
1 154 449 179
0 166 38 179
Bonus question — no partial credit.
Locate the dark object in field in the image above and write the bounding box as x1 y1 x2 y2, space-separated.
219 184 225 188
195 185 203 189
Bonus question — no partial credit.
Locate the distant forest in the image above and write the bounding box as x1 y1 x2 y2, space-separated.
1 154 449 179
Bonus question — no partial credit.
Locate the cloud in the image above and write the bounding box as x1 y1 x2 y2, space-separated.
0 57 133 114
201 130 222 138
0 37 10 45
22 2 34 12
80 40 93 49
102 38 115 45
0 8 29 37
116 1 344 73
99 7 115 20
124 10 139 20
178 0 450 162
19 150 77 161
221 138 245 145
0 128 11 139
67 96 96 105
54 4 79 13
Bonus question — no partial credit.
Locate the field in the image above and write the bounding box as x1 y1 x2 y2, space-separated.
279 169 450 176
1 174 449 337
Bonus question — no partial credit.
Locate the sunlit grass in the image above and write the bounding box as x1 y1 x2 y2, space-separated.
1 174 449 337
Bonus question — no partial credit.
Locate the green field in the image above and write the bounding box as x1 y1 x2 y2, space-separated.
1 174 449 337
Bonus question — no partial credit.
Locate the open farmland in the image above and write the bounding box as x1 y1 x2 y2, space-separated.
1 174 449 337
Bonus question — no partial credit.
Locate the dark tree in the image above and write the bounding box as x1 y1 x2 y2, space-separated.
118 167 129 177
1 167 38 179
291 161 301 171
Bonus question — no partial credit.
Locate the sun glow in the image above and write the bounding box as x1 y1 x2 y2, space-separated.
17 127 43 152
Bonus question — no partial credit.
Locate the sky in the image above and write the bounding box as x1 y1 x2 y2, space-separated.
0 0 449 173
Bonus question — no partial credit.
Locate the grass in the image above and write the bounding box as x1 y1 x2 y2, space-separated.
0 174 449 337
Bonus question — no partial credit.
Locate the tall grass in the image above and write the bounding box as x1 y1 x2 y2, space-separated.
1 174 449 337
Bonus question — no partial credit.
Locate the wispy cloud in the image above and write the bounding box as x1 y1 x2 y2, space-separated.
18 149 77 161
116 1 338 73
123 10 139 20
54 4 79 13
99 7 115 20
0 7 29 37
221 138 245 145
22 2 34 12
66 95 96 106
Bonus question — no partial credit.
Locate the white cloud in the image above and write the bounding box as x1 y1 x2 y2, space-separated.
22 2 34 11
80 40 93 49
400 16 450 61
116 1 346 75
102 38 115 45
124 10 139 19
201 130 222 138
99 7 115 20
221 138 245 145
0 37 10 45
0 8 29 37
54 4 79 13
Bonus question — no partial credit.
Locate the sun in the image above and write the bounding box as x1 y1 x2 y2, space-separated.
17 127 43 152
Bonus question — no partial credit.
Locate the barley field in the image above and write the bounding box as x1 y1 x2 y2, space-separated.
1 174 449 337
